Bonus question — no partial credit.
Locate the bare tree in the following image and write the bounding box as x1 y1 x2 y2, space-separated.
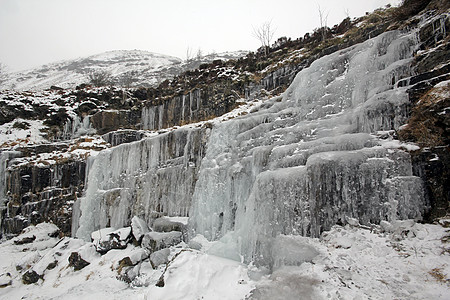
318 5 329 42
344 8 350 19
186 46 193 63
253 20 275 56
88 70 113 87
196 48 203 61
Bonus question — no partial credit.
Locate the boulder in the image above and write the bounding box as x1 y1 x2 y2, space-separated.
14 235 36 245
22 270 41 285
92 227 132 254
68 252 90 271
150 248 170 268
115 248 150 270
131 216 150 243
142 231 182 253
152 217 186 233
0 273 12 288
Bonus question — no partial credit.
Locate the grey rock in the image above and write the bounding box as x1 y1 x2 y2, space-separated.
131 216 150 243
152 217 185 233
142 231 182 252
14 235 36 245
150 248 170 268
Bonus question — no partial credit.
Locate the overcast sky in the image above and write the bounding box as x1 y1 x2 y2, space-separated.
0 0 400 72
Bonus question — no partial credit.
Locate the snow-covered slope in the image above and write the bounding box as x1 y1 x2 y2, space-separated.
2 50 181 90
1 50 248 91
0 219 448 299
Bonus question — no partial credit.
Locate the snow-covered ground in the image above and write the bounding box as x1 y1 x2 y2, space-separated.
0 219 448 299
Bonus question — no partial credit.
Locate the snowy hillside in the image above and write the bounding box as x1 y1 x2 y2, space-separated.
1 50 248 91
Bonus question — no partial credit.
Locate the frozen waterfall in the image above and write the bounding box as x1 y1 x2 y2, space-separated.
73 127 208 241
73 29 428 267
188 30 427 266
0 151 21 237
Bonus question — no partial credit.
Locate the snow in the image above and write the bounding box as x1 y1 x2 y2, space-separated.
2 50 248 91
1 10 448 300
2 50 181 91
0 119 47 147
0 220 449 299
164 216 189 225
91 227 117 243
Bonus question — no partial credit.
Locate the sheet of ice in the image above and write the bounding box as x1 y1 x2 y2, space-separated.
189 29 426 265
74 127 208 241
164 216 189 225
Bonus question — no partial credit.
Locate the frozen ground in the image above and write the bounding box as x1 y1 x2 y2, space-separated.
0 219 448 299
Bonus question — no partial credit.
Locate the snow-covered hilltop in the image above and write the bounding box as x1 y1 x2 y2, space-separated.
1 50 248 91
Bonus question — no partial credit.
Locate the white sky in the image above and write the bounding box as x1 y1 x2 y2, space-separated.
0 0 400 72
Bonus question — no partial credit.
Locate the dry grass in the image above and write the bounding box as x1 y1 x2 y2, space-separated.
428 267 448 283
398 85 449 147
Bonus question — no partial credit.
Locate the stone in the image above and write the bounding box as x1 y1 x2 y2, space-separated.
92 227 131 254
141 231 182 253
155 275 165 287
117 257 133 274
14 235 36 245
131 216 150 243
68 252 90 271
152 217 185 233
0 273 12 288
22 270 41 285
46 260 58 270
149 248 170 268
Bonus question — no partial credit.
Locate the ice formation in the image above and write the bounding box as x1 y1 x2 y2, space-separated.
62 115 95 140
74 29 428 266
0 151 20 235
189 29 427 265
74 127 208 241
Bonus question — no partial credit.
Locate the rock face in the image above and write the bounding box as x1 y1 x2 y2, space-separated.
102 130 146 147
1 156 86 237
398 12 450 219
141 85 240 131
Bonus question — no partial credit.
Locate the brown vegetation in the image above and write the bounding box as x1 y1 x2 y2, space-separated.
398 85 450 147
